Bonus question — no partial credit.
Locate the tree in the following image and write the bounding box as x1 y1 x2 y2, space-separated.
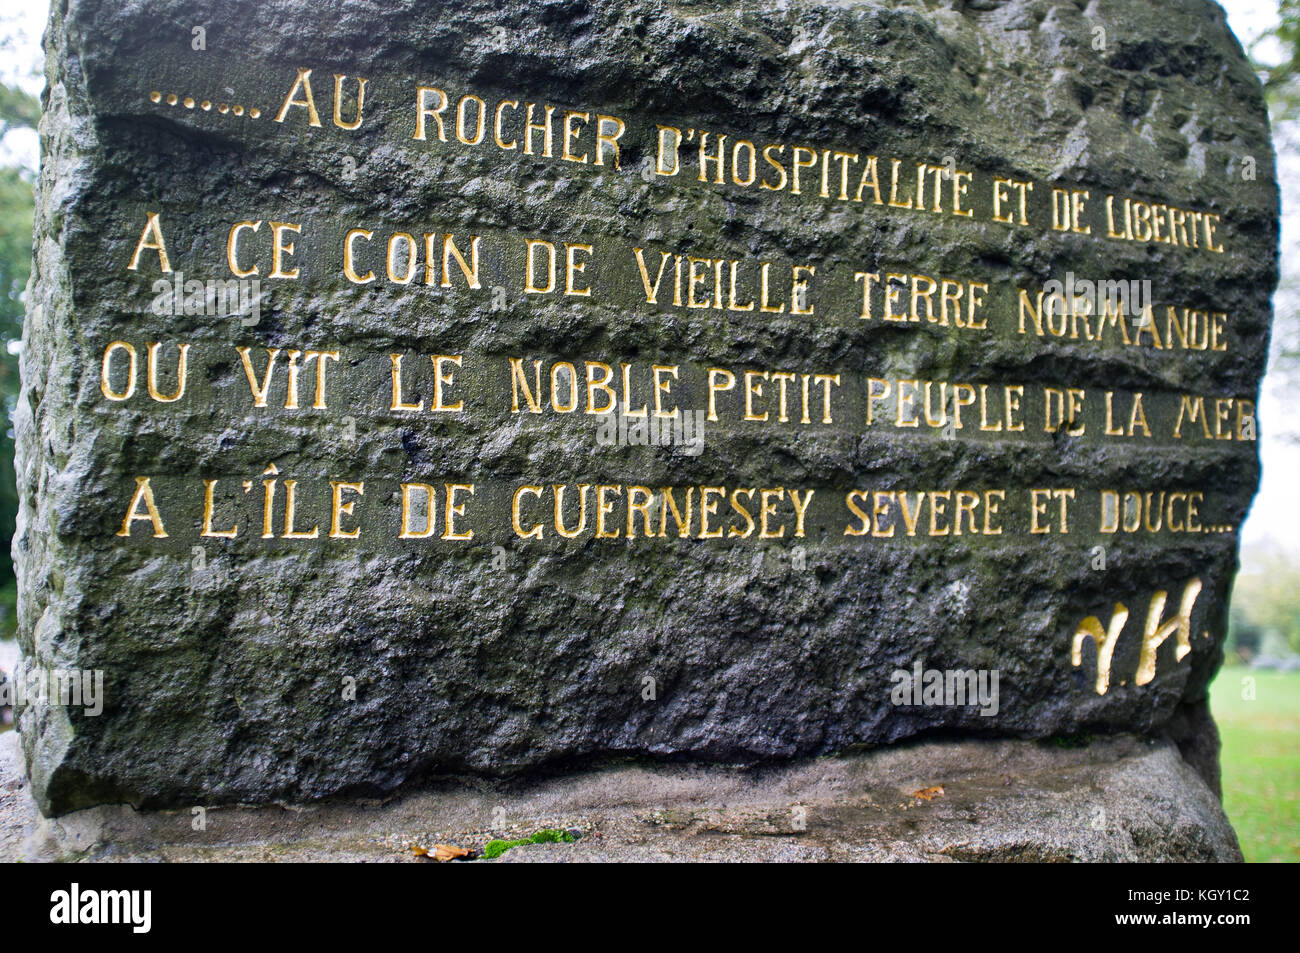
0 157 32 566
1248 4 1300 431
1256 0 1300 121
0 80 34 623
1231 544 1300 655
0 13 39 637
0 81 38 138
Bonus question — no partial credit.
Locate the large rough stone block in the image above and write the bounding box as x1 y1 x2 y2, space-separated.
16 0 1275 814
0 731 1242 862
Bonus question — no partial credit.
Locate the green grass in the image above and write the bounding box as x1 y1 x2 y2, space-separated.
1210 668 1300 862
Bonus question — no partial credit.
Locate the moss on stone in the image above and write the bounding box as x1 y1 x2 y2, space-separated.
481 828 576 859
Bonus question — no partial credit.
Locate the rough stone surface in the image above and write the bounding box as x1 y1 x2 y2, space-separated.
16 0 1276 814
0 731 1241 862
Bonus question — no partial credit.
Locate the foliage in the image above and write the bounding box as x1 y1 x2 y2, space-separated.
0 82 38 139
0 82 34 599
1226 604 1264 662
1256 0 1300 121
1231 544 1300 657
1249 4 1300 420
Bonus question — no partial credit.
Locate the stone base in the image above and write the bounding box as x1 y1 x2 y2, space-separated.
0 730 1239 862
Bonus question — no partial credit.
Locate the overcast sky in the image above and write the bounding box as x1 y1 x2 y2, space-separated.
0 1 1295 556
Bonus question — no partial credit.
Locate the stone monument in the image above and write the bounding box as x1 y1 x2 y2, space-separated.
14 0 1274 853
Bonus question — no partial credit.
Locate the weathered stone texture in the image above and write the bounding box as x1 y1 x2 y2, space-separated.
16 0 1276 814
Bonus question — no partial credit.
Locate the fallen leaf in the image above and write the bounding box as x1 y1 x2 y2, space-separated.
910 785 945 801
411 842 474 861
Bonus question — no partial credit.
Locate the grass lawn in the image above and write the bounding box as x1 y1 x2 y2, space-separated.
1210 668 1300 862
